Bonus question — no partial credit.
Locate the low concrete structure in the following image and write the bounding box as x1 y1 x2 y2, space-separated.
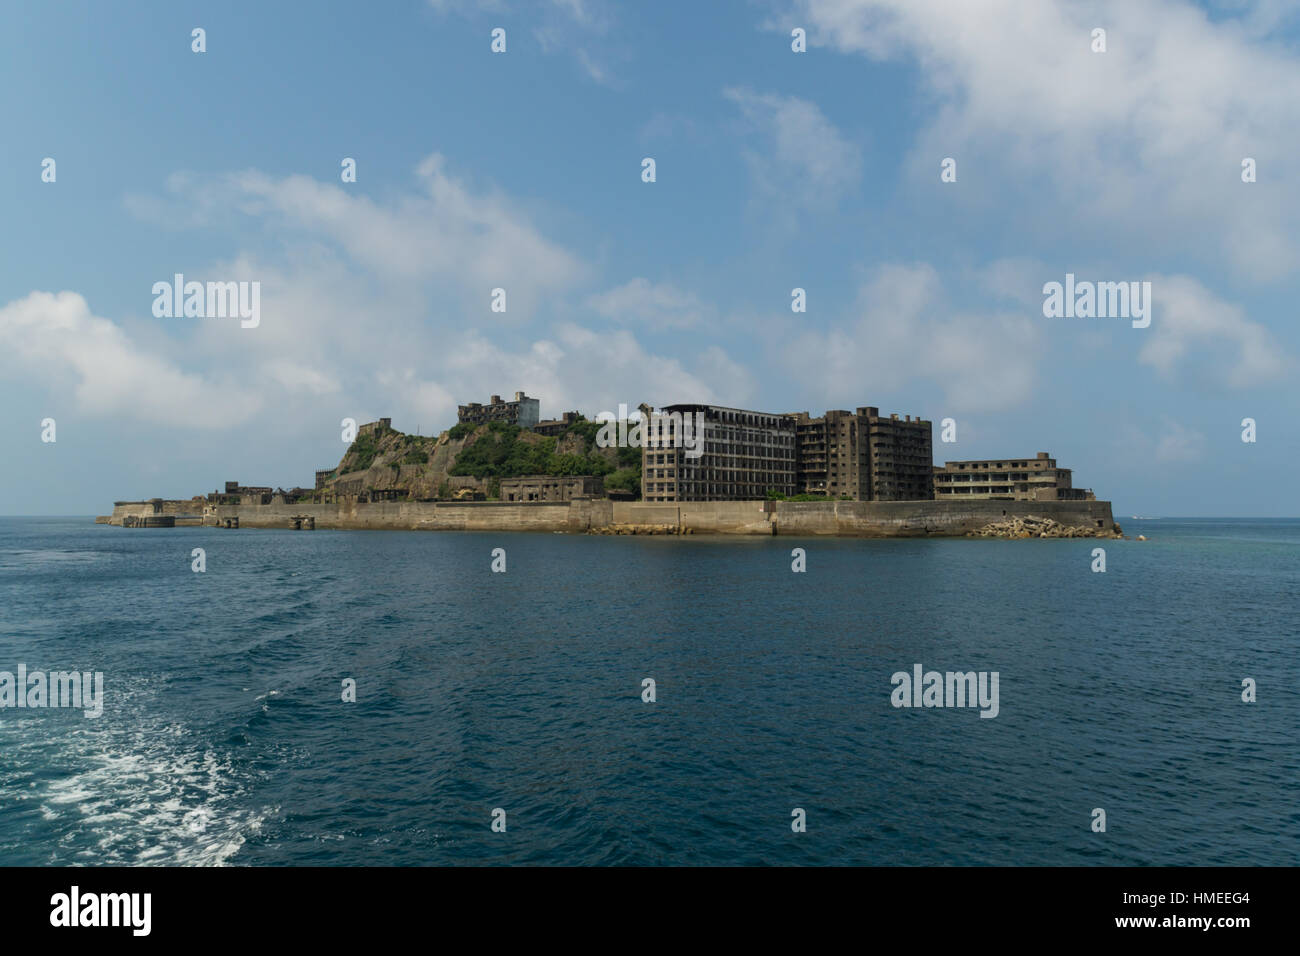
533 411 582 436
934 452 1094 501
500 475 603 502
107 498 205 527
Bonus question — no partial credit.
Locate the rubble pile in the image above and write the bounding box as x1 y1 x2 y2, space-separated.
968 515 1121 539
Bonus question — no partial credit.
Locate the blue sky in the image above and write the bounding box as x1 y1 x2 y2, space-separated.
2 0 1297 516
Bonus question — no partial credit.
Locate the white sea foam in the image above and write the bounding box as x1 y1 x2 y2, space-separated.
15 681 272 866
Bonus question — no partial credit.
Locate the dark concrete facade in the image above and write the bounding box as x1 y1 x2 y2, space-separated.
641 404 797 502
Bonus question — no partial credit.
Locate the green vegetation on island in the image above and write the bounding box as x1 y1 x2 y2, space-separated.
448 420 640 484
329 416 642 500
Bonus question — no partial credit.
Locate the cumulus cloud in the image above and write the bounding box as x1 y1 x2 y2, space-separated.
429 0 618 84
111 154 755 432
585 278 714 329
194 155 586 322
786 0 1300 280
1139 274 1291 385
1117 417 1207 463
780 263 1040 413
371 324 748 427
0 291 260 427
724 87 862 210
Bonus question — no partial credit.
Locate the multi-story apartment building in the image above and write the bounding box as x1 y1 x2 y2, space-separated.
640 402 932 502
641 404 797 502
785 406 933 501
788 409 866 498
932 452 1094 501
457 392 540 429
865 408 934 501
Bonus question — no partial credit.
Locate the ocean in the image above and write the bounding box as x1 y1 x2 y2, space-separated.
1 516 1296 866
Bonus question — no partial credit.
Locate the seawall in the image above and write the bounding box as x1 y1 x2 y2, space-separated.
103 497 1116 537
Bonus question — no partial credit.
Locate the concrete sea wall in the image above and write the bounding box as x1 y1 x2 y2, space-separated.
105 497 1115 537
770 499 1116 537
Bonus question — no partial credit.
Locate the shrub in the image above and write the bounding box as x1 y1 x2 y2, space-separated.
346 432 380 472
604 467 641 493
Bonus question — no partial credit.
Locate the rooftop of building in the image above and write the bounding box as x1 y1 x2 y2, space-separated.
658 402 793 416
938 452 1055 466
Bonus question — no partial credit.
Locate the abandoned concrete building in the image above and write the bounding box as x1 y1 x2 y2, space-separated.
500 475 604 502
864 408 935 500
532 411 583 437
932 452 1095 501
207 481 273 504
641 404 798 502
785 406 934 501
639 402 932 503
224 481 272 495
458 392 540 429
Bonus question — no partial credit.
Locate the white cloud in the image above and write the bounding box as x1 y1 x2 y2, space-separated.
70 156 758 434
1138 274 1291 385
977 258 1049 308
779 263 1041 413
235 155 586 320
372 324 747 426
0 291 260 427
586 278 713 328
1117 417 1207 463
128 154 587 324
724 87 862 210
789 0 1300 280
550 323 748 410
430 0 618 84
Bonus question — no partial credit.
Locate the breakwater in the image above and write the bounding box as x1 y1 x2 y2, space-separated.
104 497 1116 537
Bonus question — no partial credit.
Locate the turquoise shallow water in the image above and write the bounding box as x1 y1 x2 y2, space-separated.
0 516 1296 865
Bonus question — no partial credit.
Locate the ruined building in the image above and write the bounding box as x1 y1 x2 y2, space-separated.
862 408 934 501
458 392 540 429
532 411 583 437
500 475 604 502
785 407 933 501
932 452 1095 501
640 403 933 503
641 404 797 502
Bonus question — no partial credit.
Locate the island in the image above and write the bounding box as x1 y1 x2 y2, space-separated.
99 395 1121 539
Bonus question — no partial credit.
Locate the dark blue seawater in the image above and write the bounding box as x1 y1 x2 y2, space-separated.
1 516 1297 866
